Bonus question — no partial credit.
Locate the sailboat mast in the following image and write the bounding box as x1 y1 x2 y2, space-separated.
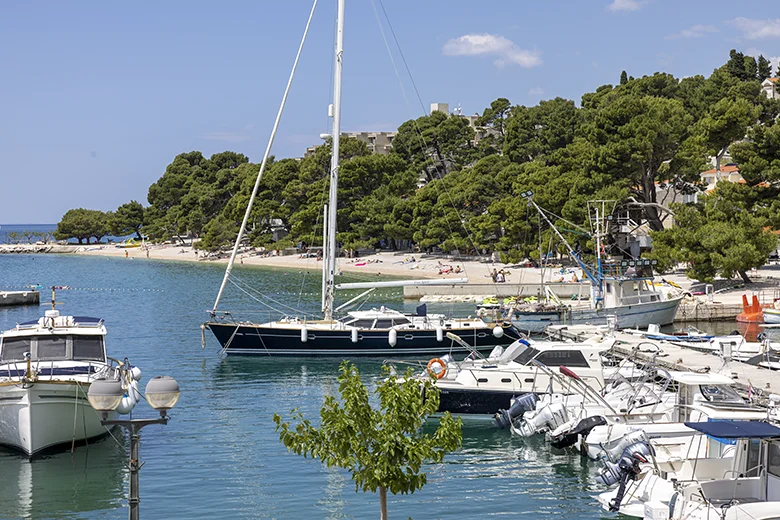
323 0 345 321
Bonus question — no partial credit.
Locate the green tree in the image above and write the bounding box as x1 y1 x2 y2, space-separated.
194 213 238 252
757 55 772 81
273 362 462 520
650 183 778 282
111 200 145 239
583 94 693 231
475 97 512 150
731 121 780 186
620 70 628 85
727 49 748 80
54 208 111 244
692 97 759 173
503 97 580 164
743 55 758 80
393 110 477 180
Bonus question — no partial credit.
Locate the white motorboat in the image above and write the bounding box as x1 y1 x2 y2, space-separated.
581 371 769 461
764 301 780 324
408 334 615 416
595 420 779 518
658 421 780 520
0 301 140 456
511 365 677 441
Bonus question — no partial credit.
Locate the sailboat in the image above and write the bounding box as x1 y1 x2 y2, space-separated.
204 1 518 357
509 194 684 332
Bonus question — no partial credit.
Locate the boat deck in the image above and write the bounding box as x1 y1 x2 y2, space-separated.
545 325 778 398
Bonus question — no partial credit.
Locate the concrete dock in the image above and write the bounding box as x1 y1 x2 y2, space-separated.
546 325 779 398
0 290 40 307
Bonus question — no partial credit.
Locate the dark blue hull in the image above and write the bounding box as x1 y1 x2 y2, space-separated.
437 387 519 416
206 322 519 357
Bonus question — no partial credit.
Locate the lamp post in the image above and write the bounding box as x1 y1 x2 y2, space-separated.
88 376 181 520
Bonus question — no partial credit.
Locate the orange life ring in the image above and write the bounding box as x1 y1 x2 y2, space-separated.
427 358 447 379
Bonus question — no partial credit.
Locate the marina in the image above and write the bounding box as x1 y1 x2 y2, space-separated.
4 0 780 518
2 254 779 519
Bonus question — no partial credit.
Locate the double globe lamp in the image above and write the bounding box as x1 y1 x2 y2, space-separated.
88 375 181 520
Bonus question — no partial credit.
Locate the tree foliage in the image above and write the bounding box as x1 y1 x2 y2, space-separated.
273 362 462 520
54 208 111 244
650 183 778 282
52 49 780 275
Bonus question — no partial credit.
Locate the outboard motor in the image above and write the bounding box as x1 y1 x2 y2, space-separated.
603 430 649 463
513 402 568 437
598 441 654 512
494 393 538 429
549 415 607 450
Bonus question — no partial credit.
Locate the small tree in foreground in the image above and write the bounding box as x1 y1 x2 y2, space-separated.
273 361 462 520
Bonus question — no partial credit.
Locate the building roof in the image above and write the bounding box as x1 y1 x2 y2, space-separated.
702 164 740 175
766 77 779 84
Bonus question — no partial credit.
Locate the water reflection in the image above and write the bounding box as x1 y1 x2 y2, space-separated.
0 435 127 519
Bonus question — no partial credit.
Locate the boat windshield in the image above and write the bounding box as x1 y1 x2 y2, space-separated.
699 384 744 404
510 343 541 365
0 335 105 363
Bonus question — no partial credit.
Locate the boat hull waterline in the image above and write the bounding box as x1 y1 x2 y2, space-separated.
207 322 519 356
512 297 682 333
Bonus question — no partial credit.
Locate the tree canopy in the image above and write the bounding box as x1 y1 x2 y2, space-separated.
273 362 462 520
53 49 780 279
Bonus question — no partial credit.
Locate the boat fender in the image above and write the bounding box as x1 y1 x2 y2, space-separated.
116 381 140 415
388 328 397 347
427 358 447 379
301 326 308 343
492 325 504 338
351 328 359 343
130 366 142 382
435 326 444 342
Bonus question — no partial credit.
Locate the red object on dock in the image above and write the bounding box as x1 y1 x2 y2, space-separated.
736 294 765 323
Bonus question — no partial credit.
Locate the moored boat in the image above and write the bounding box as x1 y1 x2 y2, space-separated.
0 291 140 456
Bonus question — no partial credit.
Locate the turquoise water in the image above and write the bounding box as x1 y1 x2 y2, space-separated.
0 254 616 520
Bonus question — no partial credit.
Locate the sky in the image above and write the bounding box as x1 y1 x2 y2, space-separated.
1 0 779 224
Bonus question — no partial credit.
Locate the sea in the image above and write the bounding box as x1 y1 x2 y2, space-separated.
0 251 637 520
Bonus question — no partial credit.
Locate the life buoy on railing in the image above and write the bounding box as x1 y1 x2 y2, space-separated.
427 358 447 379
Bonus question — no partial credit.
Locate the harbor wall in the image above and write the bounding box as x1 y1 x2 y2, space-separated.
0 291 40 307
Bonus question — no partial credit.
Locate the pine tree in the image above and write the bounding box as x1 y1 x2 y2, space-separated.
757 55 772 81
727 49 748 80
744 55 757 80
620 70 628 85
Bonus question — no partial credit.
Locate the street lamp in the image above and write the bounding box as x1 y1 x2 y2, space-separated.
88 376 181 520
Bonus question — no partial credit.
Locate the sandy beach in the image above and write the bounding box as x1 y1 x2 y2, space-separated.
3 243 778 306
63 243 518 283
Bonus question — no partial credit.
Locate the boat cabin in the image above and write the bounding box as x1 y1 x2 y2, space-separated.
678 421 780 509
666 371 762 422
0 314 107 366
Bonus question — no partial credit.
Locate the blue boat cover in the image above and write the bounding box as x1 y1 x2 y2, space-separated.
72 316 103 325
684 421 780 439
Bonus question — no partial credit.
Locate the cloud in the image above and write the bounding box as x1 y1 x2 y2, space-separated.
528 87 545 95
732 18 780 40
442 33 542 68
665 24 717 40
201 132 251 143
608 0 645 12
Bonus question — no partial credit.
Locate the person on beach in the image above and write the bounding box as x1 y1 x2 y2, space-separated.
125 250 128 258
491 268 498 282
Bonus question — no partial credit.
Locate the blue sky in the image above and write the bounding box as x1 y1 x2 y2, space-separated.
1 0 778 224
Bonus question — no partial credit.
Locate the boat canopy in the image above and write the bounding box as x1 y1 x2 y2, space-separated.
683 421 780 439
